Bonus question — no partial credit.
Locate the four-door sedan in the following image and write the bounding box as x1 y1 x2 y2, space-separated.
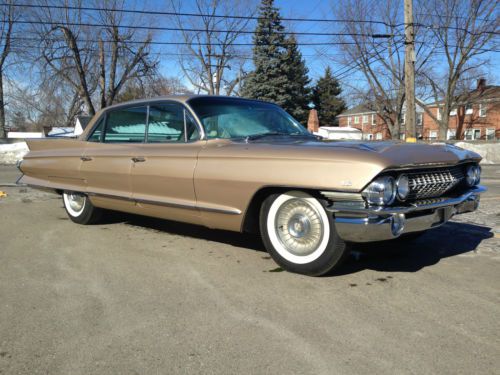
18 95 486 276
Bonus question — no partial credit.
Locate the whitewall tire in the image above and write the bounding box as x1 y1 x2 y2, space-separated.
260 191 348 276
62 191 103 224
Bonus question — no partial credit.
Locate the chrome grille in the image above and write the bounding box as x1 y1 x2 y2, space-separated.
407 166 464 199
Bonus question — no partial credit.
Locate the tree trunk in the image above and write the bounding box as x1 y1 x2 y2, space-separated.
0 72 5 138
456 106 465 140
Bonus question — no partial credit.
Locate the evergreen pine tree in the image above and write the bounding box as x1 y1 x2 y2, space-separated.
241 0 311 124
282 35 311 124
312 67 346 126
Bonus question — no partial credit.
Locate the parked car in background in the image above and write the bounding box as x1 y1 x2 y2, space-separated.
18 96 486 276
315 126 363 140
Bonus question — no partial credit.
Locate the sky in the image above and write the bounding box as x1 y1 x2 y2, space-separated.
7 0 498 108
140 0 499 104
146 0 363 87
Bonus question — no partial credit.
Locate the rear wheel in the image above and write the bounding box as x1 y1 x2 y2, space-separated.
62 191 103 224
259 191 348 276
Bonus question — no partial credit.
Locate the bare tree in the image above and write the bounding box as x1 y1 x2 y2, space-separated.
96 1 156 108
415 0 499 140
331 0 411 139
115 74 192 102
331 0 498 140
33 0 157 116
0 1 16 137
170 0 255 95
6 75 84 130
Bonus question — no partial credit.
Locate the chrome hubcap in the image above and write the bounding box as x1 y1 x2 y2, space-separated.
287 214 311 238
275 199 324 256
68 193 85 212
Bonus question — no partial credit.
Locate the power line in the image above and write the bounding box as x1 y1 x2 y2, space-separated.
2 2 401 27
7 36 394 47
11 19 399 38
415 12 496 23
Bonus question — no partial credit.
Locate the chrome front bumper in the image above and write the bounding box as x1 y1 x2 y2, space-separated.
328 186 486 243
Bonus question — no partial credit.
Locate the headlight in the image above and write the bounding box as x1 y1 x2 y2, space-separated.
466 165 481 186
362 176 396 205
396 174 409 201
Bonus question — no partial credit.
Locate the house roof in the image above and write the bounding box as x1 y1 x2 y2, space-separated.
457 85 500 104
337 104 375 116
427 85 500 106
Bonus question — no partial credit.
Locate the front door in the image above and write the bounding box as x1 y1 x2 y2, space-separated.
130 102 204 224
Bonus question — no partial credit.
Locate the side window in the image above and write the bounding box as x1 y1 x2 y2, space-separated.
103 107 147 143
87 117 105 142
147 103 199 143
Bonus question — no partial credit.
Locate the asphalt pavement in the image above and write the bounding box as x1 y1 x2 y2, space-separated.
0 165 499 374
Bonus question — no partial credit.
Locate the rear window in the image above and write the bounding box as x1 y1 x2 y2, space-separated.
87 117 104 142
103 107 147 143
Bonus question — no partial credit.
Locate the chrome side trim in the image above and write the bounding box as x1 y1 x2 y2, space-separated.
320 191 364 201
87 191 241 215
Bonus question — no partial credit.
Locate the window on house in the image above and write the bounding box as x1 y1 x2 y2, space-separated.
479 104 487 117
429 130 438 140
436 108 442 120
371 114 376 126
486 128 495 140
465 129 481 140
465 104 473 115
447 129 456 140
362 115 368 124
399 112 405 125
375 132 382 140
417 113 423 126
354 116 359 124
347 116 352 126
450 108 457 116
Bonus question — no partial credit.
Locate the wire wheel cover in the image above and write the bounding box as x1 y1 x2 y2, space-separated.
275 198 324 256
68 193 85 212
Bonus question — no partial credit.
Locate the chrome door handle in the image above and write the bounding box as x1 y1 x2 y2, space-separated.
131 157 146 163
80 156 92 161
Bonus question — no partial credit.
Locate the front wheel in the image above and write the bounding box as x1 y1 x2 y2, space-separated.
62 191 103 224
259 191 348 276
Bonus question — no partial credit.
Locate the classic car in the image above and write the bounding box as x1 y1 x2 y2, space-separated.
18 95 486 276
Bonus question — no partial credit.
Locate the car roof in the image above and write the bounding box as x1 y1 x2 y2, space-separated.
102 95 272 111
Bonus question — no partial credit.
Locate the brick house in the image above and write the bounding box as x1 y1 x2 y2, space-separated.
337 80 499 141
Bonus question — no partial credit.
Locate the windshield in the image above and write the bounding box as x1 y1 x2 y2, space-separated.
187 97 310 140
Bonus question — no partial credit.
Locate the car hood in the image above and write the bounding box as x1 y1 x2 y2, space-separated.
226 138 481 168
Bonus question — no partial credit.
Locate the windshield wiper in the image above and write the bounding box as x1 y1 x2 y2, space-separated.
245 132 311 142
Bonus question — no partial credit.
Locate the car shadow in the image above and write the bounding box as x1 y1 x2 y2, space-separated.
100 212 494 275
116 213 265 252
334 222 494 276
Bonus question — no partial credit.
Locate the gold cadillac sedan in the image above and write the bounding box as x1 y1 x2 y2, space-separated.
18 96 486 276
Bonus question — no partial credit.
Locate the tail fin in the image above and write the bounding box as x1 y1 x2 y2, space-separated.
25 138 83 152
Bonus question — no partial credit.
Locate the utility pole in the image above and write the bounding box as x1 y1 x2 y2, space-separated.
404 0 417 142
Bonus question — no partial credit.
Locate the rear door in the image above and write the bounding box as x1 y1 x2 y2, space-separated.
130 101 204 223
81 106 148 199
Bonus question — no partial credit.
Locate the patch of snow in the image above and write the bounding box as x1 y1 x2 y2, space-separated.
455 142 500 164
0 142 29 165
